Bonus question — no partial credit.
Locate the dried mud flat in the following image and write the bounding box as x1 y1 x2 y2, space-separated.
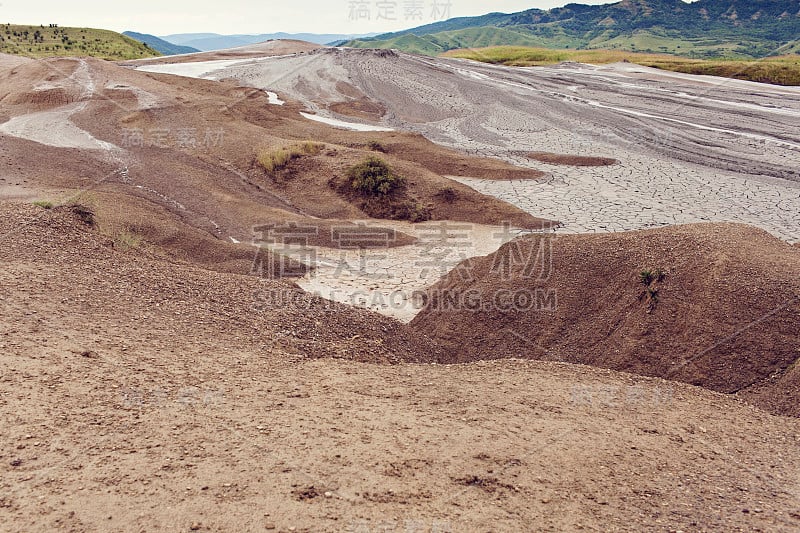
198 48 800 243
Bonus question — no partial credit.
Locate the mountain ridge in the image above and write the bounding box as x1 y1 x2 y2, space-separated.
123 31 200 55
161 31 380 51
344 0 800 58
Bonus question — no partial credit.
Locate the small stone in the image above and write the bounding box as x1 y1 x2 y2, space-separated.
265 524 276 530
324 491 333 498
190 523 201 531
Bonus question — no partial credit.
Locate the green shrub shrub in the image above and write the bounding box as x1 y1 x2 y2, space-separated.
346 156 405 196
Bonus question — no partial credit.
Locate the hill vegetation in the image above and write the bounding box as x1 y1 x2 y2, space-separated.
344 0 800 60
0 24 160 59
123 31 199 55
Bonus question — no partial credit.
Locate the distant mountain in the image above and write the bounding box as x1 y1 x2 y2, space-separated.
344 0 800 58
123 32 200 55
160 32 380 51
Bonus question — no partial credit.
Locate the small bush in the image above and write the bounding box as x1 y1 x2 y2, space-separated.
32 200 54 209
367 140 387 152
639 268 665 286
435 186 459 203
347 156 406 196
67 203 96 227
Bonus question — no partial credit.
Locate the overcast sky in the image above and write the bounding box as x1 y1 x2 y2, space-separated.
1 0 619 36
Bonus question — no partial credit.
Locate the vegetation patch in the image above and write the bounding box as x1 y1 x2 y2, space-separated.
0 24 160 60
332 156 431 223
257 141 324 173
639 268 666 312
346 156 406 196
32 200 55 209
114 230 143 250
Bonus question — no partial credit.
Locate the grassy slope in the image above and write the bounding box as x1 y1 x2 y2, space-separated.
444 46 800 86
346 25 786 59
0 24 160 60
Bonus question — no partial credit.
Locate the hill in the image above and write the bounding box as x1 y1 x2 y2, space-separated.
161 32 379 51
0 24 160 59
410 224 800 417
123 31 200 55
344 0 800 59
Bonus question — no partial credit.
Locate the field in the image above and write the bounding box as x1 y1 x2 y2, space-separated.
444 46 800 86
0 24 160 60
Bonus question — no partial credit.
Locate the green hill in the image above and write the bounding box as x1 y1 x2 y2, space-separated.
344 0 800 59
0 24 161 60
123 31 200 56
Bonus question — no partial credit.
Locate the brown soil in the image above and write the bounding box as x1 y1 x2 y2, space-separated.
2 202 799 532
368 134 547 180
328 99 386 121
4 50 800 532
410 223 800 417
0 56 553 282
526 151 618 167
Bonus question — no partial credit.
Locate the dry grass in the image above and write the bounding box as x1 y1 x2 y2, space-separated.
257 141 324 172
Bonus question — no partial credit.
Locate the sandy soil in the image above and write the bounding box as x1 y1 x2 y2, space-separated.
2 203 799 532
411 223 800 417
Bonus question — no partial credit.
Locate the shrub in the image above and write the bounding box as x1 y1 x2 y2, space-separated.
367 140 387 152
639 268 665 286
346 156 405 196
435 186 459 203
67 203 96 226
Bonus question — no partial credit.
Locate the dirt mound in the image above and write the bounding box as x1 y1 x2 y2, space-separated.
0 201 442 364
2 201 800 532
410 223 800 416
526 152 618 167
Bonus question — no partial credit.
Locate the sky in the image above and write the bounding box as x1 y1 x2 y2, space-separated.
0 0 618 37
